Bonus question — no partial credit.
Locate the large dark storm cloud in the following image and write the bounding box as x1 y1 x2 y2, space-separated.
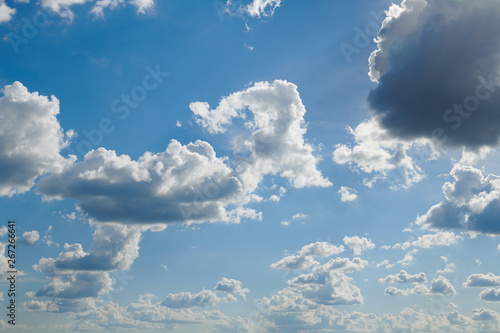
368 0 500 149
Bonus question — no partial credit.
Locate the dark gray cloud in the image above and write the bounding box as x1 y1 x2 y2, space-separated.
368 0 500 149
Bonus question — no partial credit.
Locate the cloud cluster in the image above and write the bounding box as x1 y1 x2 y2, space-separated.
191 80 332 190
343 236 375 255
378 270 426 284
0 0 15 24
0 82 74 196
270 241 345 270
333 119 432 188
417 164 500 235
383 276 456 297
367 0 500 149
39 0 154 19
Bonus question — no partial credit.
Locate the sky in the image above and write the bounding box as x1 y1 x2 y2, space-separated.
0 0 500 332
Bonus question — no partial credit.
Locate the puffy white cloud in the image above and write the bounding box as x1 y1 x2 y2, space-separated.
480 288 500 302
430 276 457 295
378 270 427 284
437 263 456 275
411 231 462 248
36 141 254 225
0 82 74 196
31 223 145 299
162 290 222 309
382 276 456 297
367 0 500 149
246 0 281 18
270 242 345 270
472 308 499 322
214 278 249 300
463 273 500 288
0 1 15 24
20 230 39 246
333 119 432 189
343 236 375 255
338 186 358 202
417 164 500 235
191 80 332 190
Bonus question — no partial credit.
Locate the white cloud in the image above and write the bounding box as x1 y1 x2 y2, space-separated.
437 263 456 274
40 0 154 19
472 308 499 321
162 290 222 308
270 242 345 270
430 276 457 295
411 231 462 248
214 278 249 300
480 288 500 302
246 0 281 18
383 276 456 297
292 213 308 220
378 270 426 284
338 186 358 202
343 236 375 255
20 230 39 246
333 119 432 189
0 1 15 24
417 164 500 235
463 273 500 288
0 82 74 196
397 250 417 266
190 80 332 190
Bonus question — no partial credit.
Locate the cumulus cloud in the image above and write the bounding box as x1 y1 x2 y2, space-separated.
0 1 15 24
463 273 500 288
417 164 500 235
0 82 74 196
190 80 332 190
378 270 426 284
430 276 457 295
338 186 358 202
214 278 249 300
411 231 462 248
480 288 500 302
31 223 145 299
343 236 375 255
36 141 254 225
367 0 500 149
161 290 222 309
472 308 499 321
383 276 455 297
270 242 345 270
333 119 433 189
20 230 39 246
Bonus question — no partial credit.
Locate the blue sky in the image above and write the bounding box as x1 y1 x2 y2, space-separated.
1 0 500 332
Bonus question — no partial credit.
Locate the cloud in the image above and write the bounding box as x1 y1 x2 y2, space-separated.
190 80 332 190
472 308 499 321
270 242 345 270
367 0 500 149
161 290 222 309
40 0 154 19
20 230 39 246
292 213 308 220
343 236 375 255
430 276 457 295
0 1 15 24
214 278 249 300
480 288 500 302
31 223 145 299
437 263 456 274
463 273 500 288
411 231 462 248
333 119 432 189
378 270 427 284
36 141 254 225
417 164 500 235
246 0 281 18
0 82 74 196
338 186 358 202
